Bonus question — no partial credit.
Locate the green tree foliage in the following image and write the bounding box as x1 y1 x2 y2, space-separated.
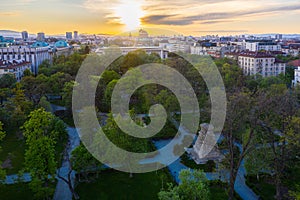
23 68 34 77
0 74 16 89
120 49 160 74
0 121 6 182
22 108 67 199
245 84 300 199
4 83 33 127
71 144 102 182
221 63 244 90
62 81 76 112
158 169 210 200
38 96 52 112
0 88 12 105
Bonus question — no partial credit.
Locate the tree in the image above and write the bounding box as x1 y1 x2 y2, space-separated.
21 74 51 104
0 121 6 182
38 96 52 112
0 74 16 89
71 144 102 182
221 91 262 200
256 85 300 200
62 81 76 112
22 108 66 199
158 169 210 200
155 90 179 112
0 88 12 105
120 50 149 74
5 83 33 127
23 69 34 77
221 62 244 90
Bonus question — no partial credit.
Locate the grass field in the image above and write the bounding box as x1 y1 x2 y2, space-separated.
75 168 235 200
76 169 174 200
0 129 25 175
0 183 34 200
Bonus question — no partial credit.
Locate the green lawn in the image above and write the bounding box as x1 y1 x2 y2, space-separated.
180 152 216 172
75 168 238 200
76 169 174 200
0 130 25 175
0 183 34 200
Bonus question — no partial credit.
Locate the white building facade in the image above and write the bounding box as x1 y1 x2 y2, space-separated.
292 66 300 86
238 52 286 77
0 46 51 74
244 40 281 52
0 60 31 81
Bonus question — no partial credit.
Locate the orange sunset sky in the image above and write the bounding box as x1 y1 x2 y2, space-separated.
1 0 300 36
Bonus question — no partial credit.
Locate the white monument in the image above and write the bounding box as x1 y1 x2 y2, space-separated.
186 123 224 164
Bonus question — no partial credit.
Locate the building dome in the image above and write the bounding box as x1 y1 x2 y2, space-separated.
54 40 69 48
31 41 49 48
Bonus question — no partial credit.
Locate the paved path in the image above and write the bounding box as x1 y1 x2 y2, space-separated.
2 109 261 200
167 119 260 200
4 173 31 184
52 104 81 200
52 127 80 200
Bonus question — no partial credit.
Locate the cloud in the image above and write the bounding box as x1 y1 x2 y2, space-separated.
197 30 249 33
200 20 236 24
141 3 300 26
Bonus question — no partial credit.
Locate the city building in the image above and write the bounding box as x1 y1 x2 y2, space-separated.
139 29 149 38
292 66 300 86
160 42 190 53
74 31 79 40
275 34 283 40
66 32 73 40
244 39 281 51
0 46 51 74
281 43 300 57
0 59 31 81
37 32 45 41
95 46 169 59
238 51 286 77
21 31 29 41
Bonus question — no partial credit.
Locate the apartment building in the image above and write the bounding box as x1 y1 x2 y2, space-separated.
0 59 31 81
238 52 286 77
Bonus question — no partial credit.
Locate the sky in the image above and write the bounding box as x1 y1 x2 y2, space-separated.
1 0 300 36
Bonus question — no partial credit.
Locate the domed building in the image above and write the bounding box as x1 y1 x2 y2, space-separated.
31 41 49 48
54 40 69 48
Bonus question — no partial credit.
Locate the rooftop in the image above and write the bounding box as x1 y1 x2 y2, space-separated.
239 51 275 58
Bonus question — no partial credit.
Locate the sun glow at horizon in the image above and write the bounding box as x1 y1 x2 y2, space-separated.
113 0 145 31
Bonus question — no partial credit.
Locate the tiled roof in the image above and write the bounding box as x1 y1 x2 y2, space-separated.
289 59 300 67
239 51 275 58
0 59 31 69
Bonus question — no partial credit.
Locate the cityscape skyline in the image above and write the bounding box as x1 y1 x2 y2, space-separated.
1 0 300 36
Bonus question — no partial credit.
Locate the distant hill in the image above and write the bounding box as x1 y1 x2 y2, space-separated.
0 30 22 38
0 30 36 38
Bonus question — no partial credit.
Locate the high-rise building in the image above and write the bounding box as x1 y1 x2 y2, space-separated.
66 32 73 40
74 31 78 40
37 32 45 41
21 31 29 41
275 34 283 40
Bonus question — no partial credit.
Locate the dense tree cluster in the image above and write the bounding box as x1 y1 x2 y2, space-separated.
0 47 299 199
